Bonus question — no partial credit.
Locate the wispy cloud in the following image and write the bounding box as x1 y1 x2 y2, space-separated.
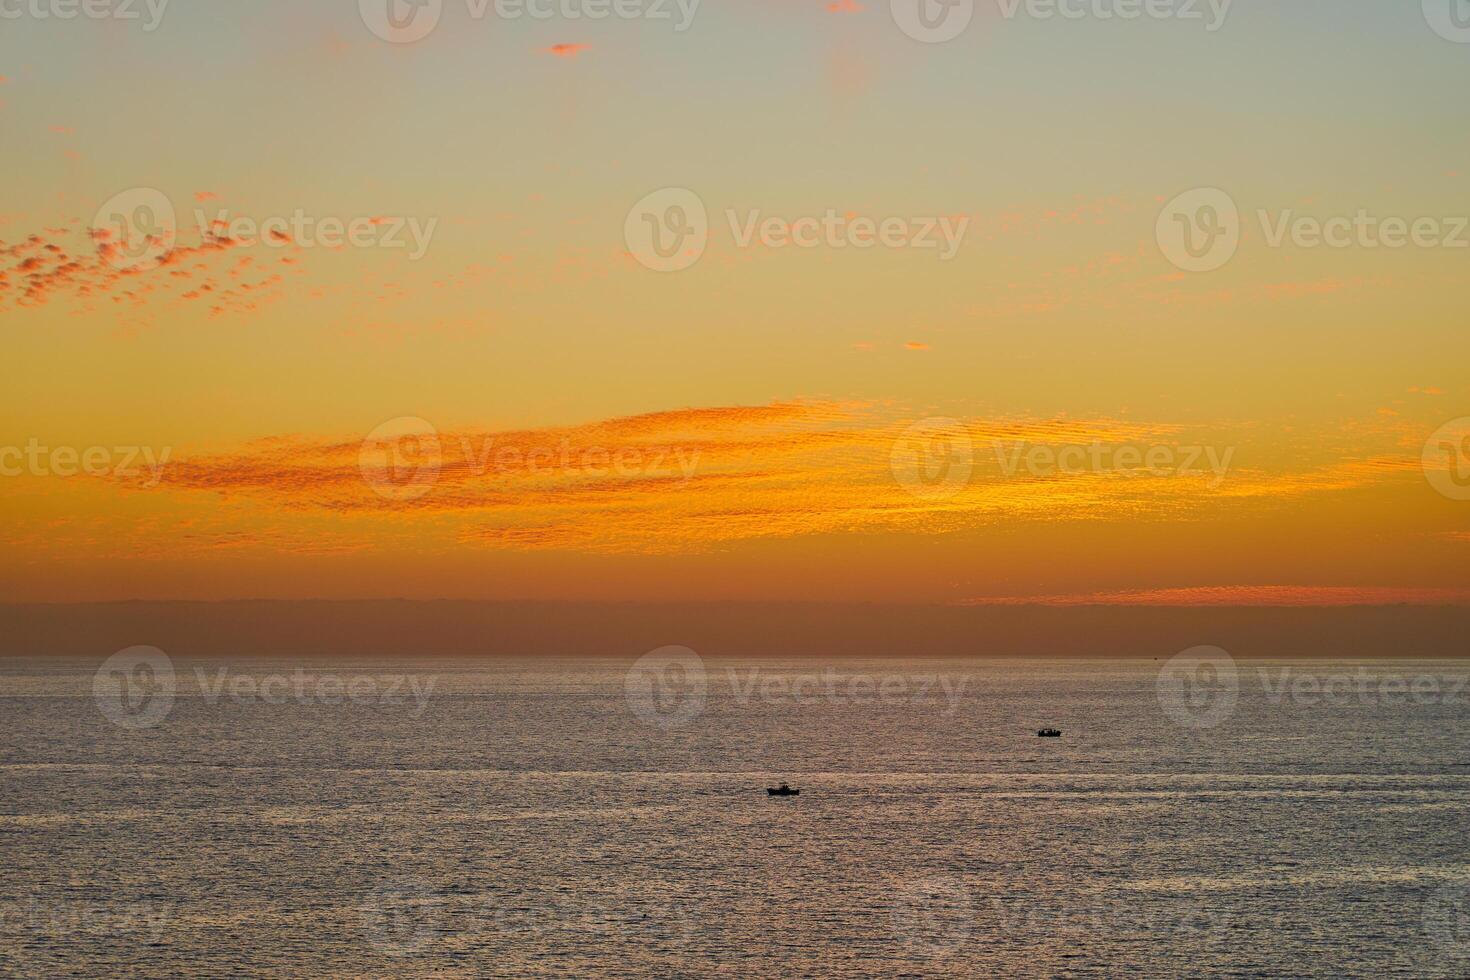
78 402 1431 557
960 586 1470 607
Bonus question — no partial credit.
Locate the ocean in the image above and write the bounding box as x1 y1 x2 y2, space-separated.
1 654 1467 977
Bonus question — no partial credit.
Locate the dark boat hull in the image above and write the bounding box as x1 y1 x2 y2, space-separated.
767 788 800 796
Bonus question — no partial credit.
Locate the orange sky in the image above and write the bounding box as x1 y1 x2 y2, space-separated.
2 1 1468 604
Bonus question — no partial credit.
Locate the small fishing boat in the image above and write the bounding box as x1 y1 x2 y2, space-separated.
767 783 800 796
1037 728 1062 737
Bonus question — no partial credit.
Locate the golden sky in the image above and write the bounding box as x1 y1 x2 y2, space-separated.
2 1 1469 603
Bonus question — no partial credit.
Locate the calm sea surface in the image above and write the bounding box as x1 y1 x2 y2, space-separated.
1 656 1468 978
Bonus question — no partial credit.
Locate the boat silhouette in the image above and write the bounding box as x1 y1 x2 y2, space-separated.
767 782 800 796
1037 728 1062 737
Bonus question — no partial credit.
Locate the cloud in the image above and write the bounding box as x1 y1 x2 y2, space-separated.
0 213 319 319
544 43 591 58
960 586 1470 607
85 402 1426 558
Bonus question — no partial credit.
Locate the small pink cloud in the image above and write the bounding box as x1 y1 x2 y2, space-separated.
545 43 590 58
904 341 929 351
827 0 863 10
194 191 218 203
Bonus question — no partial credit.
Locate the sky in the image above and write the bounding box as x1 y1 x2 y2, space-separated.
2 0 1469 604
